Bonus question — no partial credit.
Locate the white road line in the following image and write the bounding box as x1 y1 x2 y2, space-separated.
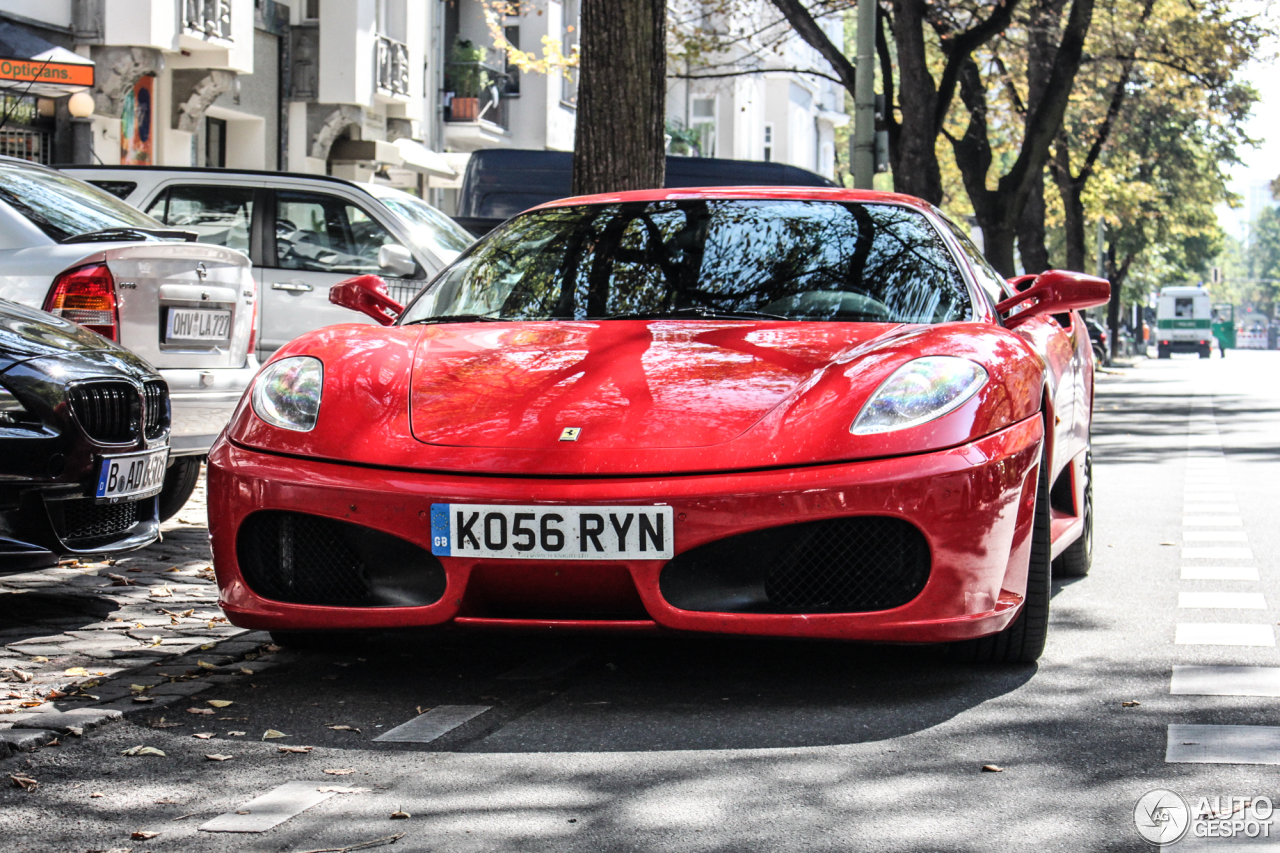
1166 724 1280 765
1182 491 1237 500
1184 501 1241 509
1175 623 1275 646
1182 516 1244 527
373 705 492 743
1178 592 1267 610
1171 666 1280 697
1183 531 1250 542
498 653 586 681
199 782 336 833
1182 546 1255 559
1181 566 1260 581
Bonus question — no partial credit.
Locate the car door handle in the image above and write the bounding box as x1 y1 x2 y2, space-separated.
271 282 313 293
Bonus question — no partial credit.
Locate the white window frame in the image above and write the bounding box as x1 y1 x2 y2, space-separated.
763 122 774 162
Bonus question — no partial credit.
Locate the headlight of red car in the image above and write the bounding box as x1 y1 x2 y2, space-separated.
850 356 988 435
251 356 324 432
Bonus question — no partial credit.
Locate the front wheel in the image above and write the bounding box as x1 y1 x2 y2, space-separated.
950 445 1051 664
1054 452 1092 578
157 456 202 522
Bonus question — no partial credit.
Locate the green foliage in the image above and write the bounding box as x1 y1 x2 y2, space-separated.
666 120 703 157
448 39 493 97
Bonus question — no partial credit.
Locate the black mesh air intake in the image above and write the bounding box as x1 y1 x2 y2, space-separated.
69 381 138 443
237 511 448 607
59 498 140 543
142 380 169 440
660 517 930 614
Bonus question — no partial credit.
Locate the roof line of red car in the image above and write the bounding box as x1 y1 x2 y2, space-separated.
529 186 933 211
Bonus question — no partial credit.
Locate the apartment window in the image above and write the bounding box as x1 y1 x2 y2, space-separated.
763 123 774 162
503 25 520 95
691 96 716 158
303 0 319 20
205 117 226 168
561 0 579 106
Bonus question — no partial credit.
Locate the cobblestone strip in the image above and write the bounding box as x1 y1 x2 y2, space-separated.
0 475 274 760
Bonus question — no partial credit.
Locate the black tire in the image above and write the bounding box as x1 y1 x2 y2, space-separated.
157 456 202 522
1092 344 1107 366
950 445 1051 664
1054 451 1092 578
1199 346 1211 359
1158 345 1171 359
269 630 352 652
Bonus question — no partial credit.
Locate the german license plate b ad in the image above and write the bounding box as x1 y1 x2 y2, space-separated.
430 504 674 559
95 448 168 503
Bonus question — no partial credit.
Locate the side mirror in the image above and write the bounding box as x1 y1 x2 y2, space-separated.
378 244 417 278
329 274 404 326
996 270 1110 330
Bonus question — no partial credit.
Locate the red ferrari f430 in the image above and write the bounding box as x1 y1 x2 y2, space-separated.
207 188 1108 664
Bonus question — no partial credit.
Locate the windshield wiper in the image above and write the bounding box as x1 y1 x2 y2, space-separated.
60 227 198 245
600 307 791 321
403 314 507 325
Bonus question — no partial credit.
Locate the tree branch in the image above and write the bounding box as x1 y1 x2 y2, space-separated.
670 66 847 86
931 0 1023 135
767 0 858 94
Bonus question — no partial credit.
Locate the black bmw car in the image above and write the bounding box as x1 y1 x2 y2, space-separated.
1 299 170 574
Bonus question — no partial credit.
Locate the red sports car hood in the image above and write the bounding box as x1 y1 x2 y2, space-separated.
409 321 895 449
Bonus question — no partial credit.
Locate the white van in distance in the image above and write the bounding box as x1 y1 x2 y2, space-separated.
1156 286 1214 359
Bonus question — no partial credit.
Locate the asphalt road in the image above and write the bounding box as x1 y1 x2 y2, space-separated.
3 349 1279 853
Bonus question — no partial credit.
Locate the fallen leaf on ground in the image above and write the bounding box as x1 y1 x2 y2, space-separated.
89 792 103 798
327 725 361 733
1122 700 1141 707
19 700 42 708
200 643 216 651
323 768 355 775
187 707 214 715
150 586 172 598
108 574 135 586
317 786 369 794
65 726 83 738
262 729 287 739
238 667 253 675
981 764 1004 773
131 830 160 840
279 745 314 754
150 717 181 728
63 667 90 677
7 669 32 683
207 700 232 708
192 732 214 739
130 684 151 693
197 661 217 670
264 644 281 653
390 810 411 819
121 745 166 757
205 754 234 761
29 656 48 663
227 731 246 736
10 774 37 791
132 696 154 704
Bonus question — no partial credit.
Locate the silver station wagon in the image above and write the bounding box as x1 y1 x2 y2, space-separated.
0 158 257 520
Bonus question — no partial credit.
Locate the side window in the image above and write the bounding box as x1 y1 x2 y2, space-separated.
938 215 1008 306
273 191 400 274
150 185 254 252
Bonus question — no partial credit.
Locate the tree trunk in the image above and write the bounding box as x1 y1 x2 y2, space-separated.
889 0 943 203
571 0 666 197
1054 138 1088 272
1104 245 1133 360
1017 176 1051 274
1015 0 1066 274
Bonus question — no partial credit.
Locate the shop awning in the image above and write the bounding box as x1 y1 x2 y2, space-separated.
0 22 94 97
391 138 457 180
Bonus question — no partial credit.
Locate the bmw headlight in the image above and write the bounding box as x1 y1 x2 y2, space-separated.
251 356 323 432
851 356 987 435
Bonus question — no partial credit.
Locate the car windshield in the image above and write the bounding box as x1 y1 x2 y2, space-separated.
0 165 162 242
376 192 474 263
400 199 971 324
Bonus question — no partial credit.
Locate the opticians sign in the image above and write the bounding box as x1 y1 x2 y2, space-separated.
0 59 94 88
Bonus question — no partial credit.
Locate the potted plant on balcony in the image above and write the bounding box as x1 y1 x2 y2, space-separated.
447 39 490 122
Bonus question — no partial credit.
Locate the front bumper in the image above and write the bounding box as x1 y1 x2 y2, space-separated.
162 360 258 456
208 415 1043 643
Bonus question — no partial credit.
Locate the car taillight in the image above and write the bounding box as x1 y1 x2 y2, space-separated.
44 264 118 341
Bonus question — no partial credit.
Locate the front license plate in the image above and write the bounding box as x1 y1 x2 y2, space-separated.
165 308 231 342
430 503 674 560
95 448 169 503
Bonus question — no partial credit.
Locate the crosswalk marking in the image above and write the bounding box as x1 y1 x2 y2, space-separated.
1171 666 1280 697
1178 592 1267 610
1182 546 1255 559
200 781 336 833
1184 503 1241 513
1166 724 1280 765
1182 516 1244 526
373 705 491 743
1183 530 1249 542
1181 566 1260 581
1175 623 1275 646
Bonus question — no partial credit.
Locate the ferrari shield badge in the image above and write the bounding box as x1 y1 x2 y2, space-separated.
559 427 581 442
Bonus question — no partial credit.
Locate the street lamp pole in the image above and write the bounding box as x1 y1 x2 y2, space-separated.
852 0 876 189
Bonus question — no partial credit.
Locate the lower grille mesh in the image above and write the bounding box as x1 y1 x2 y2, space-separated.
61 499 140 542
660 516 931 614
237 511 447 607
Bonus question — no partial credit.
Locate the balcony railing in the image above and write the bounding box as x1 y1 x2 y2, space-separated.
376 34 411 97
444 62 511 130
184 0 233 41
